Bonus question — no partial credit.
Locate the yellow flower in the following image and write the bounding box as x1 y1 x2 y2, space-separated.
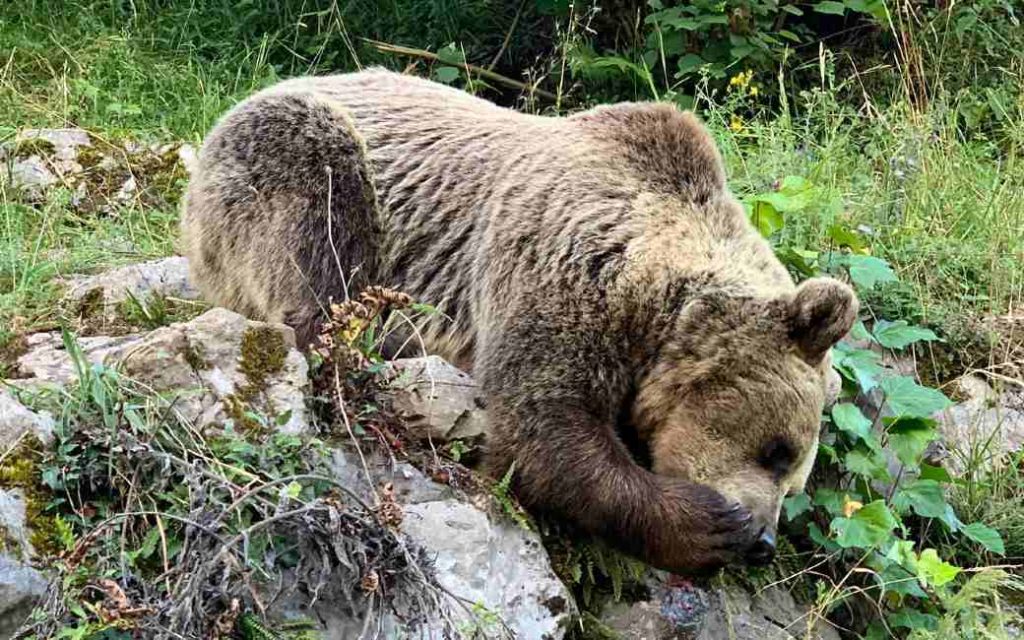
842 495 864 518
749 85 759 97
729 115 744 133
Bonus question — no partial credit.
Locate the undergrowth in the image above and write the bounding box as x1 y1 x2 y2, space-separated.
12 329 444 638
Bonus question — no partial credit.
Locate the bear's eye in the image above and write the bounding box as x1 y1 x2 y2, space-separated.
758 437 796 479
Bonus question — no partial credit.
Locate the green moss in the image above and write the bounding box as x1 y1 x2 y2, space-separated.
182 338 209 371
74 143 105 170
238 326 287 399
0 435 60 557
74 287 105 320
13 137 55 159
224 394 265 435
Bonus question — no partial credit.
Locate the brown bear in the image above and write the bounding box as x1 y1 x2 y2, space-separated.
181 69 857 573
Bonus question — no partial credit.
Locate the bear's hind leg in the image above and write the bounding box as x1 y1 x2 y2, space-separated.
182 90 383 347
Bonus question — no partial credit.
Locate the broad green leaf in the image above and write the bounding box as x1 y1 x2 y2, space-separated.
885 539 918 571
784 493 812 520
827 224 867 253
813 488 847 515
888 608 939 630
845 255 897 290
850 319 873 342
432 66 461 84
749 200 784 237
832 500 897 549
831 403 874 444
881 377 952 417
813 1 847 14
877 559 928 597
941 503 963 532
919 463 953 483
917 548 961 587
833 344 885 391
807 521 839 551
435 43 466 65
892 479 948 518
845 445 890 481
885 416 939 466
961 522 1005 554
872 320 939 349
676 53 705 74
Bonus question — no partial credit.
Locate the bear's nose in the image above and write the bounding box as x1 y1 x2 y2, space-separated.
745 528 776 566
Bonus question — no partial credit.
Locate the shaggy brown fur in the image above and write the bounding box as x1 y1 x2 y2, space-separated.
181 69 857 573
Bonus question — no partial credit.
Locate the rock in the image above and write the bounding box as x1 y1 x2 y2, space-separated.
0 490 30 560
18 129 92 160
402 499 571 638
60 256 201 309
601 580 839 640
936 374 1024 474
381 356 488 444
0 388 55 449
0 555 48 639
13 308 309 434
114 175 138 202
8 156 57 195
298 448 574 638
6 129 93 198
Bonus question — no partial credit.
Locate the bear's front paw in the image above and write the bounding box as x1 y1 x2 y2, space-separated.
648 480 755 574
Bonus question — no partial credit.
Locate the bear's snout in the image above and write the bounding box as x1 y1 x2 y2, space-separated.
744 526 777 566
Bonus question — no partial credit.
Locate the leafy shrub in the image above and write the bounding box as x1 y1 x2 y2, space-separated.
741 176 1016 638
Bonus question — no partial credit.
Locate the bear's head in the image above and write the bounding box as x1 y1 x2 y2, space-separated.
634 277 857 566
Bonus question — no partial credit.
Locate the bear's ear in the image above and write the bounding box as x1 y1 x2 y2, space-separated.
787 278 858 364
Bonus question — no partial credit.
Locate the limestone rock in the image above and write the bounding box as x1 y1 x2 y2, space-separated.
61 256 201 309
936 374 1024 474
0 388 55 449
13 308 309 433
601 579 839 640
0 555 47 639
299 449 574 639
381 356 488 443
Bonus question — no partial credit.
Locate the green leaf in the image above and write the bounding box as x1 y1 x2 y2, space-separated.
917 548 961 587
872 320 939 349
784 493 812 520
814 1 847 14
881 377 952 418
885 416 939 466
749 200 785 237
845 445 890 481
813 488 847 515
919 463 953 483
877 558 928 597
885 539 918 571
807 521 839 551
850 319 873 342
832 500 897 549
961 522 1005 554
892 479 948 518
888 607 939 630
675 53 705 75
845 255 897 290
833 343 885 391
435 43 466 65
831 403 874 444
827 224 867 253
433 66 461 84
